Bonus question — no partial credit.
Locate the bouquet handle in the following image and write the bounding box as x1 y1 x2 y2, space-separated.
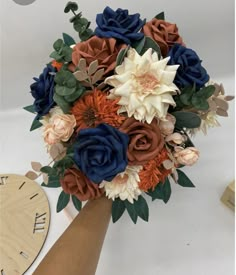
33 196 112 275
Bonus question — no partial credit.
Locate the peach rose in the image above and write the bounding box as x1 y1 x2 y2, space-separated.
60 168 104 201
69 36 126 75
43 125 61 145
174 146 199 166
159 114 176 136
142 19 184 57
43 114 76 145
165 133 186 145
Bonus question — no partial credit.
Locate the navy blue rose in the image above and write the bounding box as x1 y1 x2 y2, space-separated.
168 44 209 89
95 7 145 45
30 64 56 118
73 123 129 184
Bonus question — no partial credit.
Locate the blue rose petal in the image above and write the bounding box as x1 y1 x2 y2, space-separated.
73 123 129 184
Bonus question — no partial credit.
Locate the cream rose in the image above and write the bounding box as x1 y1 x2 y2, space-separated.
174 147 199 166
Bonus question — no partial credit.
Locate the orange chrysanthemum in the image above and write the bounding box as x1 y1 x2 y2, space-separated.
51 60 63 71
139 147 172 192
72 89 126 131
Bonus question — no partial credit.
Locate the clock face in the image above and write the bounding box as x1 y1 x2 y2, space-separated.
0 174 50 275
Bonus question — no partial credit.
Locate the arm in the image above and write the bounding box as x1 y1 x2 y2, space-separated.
33 196 112 275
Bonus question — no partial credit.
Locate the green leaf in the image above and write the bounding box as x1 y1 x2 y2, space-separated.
55 85 76 96
64 1 78 13
116 46 130 66
154 11 165 20
134 196 149 222
40 166 56 175
79 28 93 41
61 46 73 62
53 93 71 113
30 118 42 131
139 37 161 58
147 184 163 201
62 32 76 46
64 87 85 102
172 111 201 129
179 86 195 105
53 39 64 51
72 195 82 211
191 96 209 110
56 191 70 212
177 169 195 187
50 51 63 62
132 37 145 53
41 175 61 188
162 177 171 203
23 105 35 114
112 199 126 223
124 200 138 224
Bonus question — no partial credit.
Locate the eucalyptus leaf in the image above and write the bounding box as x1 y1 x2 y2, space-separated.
191 97 209 110
53 93 71 113
56 191 70 212
56 85 76 96
112 199 126 223
63 32 76 46
172 111 201 129
72 195 82 211
177 169 195 187
64 1 78 13
53 39 64 51
79 28 93 41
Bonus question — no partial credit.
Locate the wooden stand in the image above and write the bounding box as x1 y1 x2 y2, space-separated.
33 196 112 275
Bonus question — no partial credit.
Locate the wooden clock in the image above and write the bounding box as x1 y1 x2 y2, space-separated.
0 174 50 275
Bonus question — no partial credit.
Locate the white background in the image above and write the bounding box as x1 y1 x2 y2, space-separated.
0 0 235 274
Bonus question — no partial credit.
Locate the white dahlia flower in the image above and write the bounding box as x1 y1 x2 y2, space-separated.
100 165 142 204
105 48 179 123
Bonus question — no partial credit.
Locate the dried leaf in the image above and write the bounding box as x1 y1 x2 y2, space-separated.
31 161 42 172
25 171 38 180
216 108 228 117
214 98 229 111
224 95 234 101
73 70 88 81
220 83 225 95
50 143 66 161
78 58 87 71
162 160 174 170
43 173 49 185
92 68 105 84
171 169 178 183
96 82 106 90
208 100 217 111
88 60 98 75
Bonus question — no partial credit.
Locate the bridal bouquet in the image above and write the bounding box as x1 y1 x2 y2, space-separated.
25 2 233 223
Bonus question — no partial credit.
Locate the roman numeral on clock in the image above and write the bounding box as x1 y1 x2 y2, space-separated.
33 212 46 233
0 176 8 185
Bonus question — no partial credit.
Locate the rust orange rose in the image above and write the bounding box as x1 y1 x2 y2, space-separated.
142 19 184 57
69 36 126 75
60 168 104 201
120 117 164 165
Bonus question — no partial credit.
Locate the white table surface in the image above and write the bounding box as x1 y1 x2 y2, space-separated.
0 75 234 275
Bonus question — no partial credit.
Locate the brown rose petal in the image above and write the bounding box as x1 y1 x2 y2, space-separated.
69 36 126 76
120 117 164 165
142 19 184 57
60 168 104 201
